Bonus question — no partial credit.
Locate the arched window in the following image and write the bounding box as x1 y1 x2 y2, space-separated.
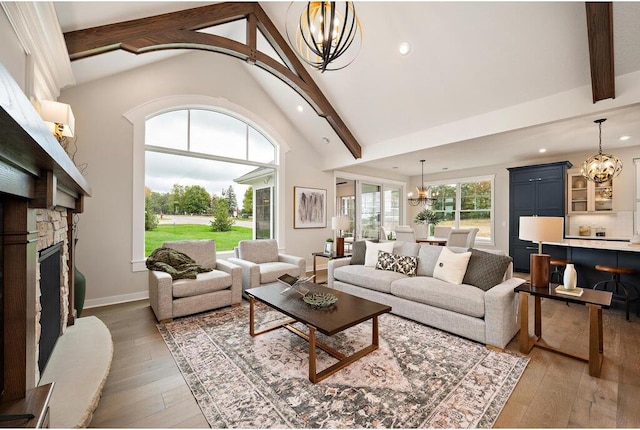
125 96 287 272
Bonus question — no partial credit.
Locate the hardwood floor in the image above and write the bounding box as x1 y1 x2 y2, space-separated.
84 272 640 428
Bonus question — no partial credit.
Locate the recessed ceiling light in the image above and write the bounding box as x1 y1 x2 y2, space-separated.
321 137 330 145
620 135 631 141
393 166 398 169
297 105 304 112
539 148 547 153
398 42 411 56
442 167 448 171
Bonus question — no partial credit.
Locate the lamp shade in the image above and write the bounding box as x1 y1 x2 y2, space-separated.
40 100 75 138
331 215 350 231
519 217 564 243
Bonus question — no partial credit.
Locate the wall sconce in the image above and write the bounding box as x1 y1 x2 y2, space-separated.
40 100 75 142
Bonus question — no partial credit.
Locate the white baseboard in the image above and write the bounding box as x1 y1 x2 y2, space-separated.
84 291 149 310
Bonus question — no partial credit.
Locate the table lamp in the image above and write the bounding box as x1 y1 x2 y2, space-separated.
519 216 564 288
331 215 350 256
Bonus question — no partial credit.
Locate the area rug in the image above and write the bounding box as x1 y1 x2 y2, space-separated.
157 302 528 428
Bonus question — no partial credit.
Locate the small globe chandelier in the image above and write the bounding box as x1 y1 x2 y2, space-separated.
581 118 622 184
408 160 438 207
286 2 362 72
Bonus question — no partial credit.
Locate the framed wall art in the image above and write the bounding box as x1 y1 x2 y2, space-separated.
294 186 326 228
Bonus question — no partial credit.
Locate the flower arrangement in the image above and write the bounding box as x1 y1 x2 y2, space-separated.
414 209 439 225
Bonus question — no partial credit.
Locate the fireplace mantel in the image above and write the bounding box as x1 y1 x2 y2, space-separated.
1 61 91 403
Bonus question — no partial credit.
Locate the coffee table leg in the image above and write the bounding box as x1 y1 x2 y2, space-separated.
249 296 256 336
373 316 379 347
308 325 317 383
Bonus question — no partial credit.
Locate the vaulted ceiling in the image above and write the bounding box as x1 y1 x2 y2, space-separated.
54 1 640 177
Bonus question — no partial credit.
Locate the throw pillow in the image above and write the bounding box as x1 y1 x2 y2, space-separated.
463 249 512 291
433 247 472 284
395 254 418 276
364 241 395 267
375 251 397 271
350 241 367 265
416 245 444 277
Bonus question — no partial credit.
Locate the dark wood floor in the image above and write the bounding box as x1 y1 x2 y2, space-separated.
84 272 640 428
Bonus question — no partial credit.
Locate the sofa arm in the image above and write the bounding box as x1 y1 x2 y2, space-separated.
148 270 173 321
278 253 306 277
327 257 352 289
216 260 242 304
227 257 260 292
484 276 527 349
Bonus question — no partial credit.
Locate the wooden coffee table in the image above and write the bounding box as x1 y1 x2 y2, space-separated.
246 283 391 383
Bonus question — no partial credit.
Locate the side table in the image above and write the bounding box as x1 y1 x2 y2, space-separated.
312 252 351 279
514 283 612 377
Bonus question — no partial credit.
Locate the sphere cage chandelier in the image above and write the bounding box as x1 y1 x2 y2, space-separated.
408 160 438 207
286 2 362 72
580 118 623 184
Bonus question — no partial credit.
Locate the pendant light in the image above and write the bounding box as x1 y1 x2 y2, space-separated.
286 2 362 73
408 160 437 206
581 118 622 184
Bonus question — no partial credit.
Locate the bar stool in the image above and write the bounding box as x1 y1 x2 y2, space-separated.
594 264 640 321
550 259 571 284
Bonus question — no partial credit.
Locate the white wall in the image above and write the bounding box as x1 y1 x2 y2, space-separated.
59 51 336 307
0 8 27 92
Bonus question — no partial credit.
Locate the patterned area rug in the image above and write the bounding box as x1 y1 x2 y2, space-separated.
158 302 528 428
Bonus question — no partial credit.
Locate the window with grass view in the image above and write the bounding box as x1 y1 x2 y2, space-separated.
429 177 494 243
144 109 277 255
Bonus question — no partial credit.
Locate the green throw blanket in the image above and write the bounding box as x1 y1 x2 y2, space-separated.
146 247 213 280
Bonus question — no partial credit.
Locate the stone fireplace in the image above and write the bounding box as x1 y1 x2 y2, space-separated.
34 208 70 382
0 61 91 403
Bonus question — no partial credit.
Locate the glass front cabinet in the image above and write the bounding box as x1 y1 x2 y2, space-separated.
567 173 614 213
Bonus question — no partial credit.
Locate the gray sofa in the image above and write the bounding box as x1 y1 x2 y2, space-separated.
328 241 525 349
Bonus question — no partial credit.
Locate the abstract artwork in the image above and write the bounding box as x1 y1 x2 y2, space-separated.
294 186 326 228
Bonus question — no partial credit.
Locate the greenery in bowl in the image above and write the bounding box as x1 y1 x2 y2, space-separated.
414 209 440 225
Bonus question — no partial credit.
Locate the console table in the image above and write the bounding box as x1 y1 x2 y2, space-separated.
514 283 612 377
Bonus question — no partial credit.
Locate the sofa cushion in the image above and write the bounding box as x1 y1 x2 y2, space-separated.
462 249 513 291
238 239 278 264
390 277 486 318
364 241 395 267
172 270 232 298
333 265 406 294
417 245 443 277
433 247 471 284
350 240 367 265
258 261 302 284
393 241 421 257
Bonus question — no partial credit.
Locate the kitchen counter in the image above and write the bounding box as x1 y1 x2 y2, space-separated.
544 239 640 252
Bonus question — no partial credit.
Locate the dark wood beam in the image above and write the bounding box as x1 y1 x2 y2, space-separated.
585 2 615 103
64 2 362 159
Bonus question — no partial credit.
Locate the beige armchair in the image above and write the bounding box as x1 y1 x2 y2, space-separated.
228 239 306 294
148 240 241 322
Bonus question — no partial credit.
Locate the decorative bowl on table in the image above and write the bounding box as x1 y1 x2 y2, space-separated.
303 292 338 308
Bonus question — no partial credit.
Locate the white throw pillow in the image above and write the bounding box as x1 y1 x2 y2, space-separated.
364 241 395 267
432 247 472 284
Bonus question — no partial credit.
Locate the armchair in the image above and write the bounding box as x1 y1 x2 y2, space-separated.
228 239 306 293
148 240 241 322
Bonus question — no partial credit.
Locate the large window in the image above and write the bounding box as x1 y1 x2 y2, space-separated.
145 109 278 248
430 176 494 242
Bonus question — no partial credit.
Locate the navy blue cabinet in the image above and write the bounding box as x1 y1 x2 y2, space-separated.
508 161 572 272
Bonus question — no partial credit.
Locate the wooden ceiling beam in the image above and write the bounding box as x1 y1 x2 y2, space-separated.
63 1 362 159
585 2 615 103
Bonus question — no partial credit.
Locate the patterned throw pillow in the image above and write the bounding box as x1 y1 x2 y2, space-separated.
462 249 512 291
395 255 418 276
375 251 397 271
